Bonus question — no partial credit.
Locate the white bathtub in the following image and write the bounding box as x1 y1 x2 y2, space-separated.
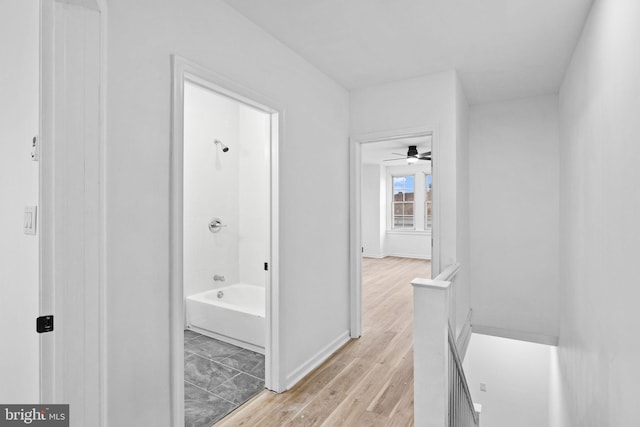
186 284 265 353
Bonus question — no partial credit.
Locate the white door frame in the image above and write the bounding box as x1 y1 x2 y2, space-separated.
170 56 282 426
349 126 440 338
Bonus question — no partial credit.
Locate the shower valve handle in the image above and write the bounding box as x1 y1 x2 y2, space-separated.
208 218 227 233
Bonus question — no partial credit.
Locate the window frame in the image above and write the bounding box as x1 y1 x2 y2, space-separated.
425 173 432 231
391 174 415 230
385 165 432 234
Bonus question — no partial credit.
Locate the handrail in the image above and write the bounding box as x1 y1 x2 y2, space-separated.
411 263 460 289
448 325 479 426
434 262 461 282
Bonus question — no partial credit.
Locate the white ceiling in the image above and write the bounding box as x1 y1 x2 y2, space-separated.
223 0 593 104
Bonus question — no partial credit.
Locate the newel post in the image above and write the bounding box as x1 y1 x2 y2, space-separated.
412 277 451 427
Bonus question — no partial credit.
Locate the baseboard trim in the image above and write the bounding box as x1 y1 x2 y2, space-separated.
472 324 559 346
362 253 384 259
285 330 351 390
384 252 431 260
187 325 264 354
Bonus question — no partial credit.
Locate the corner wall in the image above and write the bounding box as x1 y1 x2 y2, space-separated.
455 75 471 336
361 164 385 258
469 95 560 341
558 0 640 425
463 334 554 427
106 0 350 424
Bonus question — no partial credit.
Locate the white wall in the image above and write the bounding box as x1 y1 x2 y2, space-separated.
0 0 39 403
463 333 555 427
455 75 471 336
106 0 350 425
238 105 269 287
558 0 640 425
184 82 241 295
548 346 569 427
183 82 268 299
469 95 560 341
361 164 385 257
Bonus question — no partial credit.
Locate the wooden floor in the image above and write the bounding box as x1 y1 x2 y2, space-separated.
216 257 431 427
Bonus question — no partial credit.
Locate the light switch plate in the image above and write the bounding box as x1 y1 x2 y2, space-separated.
24 206 37 235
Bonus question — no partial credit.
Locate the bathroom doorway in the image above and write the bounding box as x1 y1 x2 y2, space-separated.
170 57 280 426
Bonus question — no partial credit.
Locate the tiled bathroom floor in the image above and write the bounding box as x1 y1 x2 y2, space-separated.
184 330 265 427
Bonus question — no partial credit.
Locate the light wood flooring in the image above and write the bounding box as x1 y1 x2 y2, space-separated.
216 256 431 427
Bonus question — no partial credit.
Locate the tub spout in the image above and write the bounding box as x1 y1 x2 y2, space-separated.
213 275 225 282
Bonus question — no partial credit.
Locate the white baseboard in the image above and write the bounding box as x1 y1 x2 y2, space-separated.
285 330 351 390
362 253 384 259
472 324 559 346
187 325 265 354
385 252 431 260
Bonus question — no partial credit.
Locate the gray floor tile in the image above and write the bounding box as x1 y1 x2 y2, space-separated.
184 334 265 425
184 382 236 427
220 349 265 379
185 353 241 392
184 329 200 342
185 335 244 361
211 373 264 405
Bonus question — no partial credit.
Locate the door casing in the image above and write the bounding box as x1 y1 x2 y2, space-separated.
349 126 440 338
170 55 283 426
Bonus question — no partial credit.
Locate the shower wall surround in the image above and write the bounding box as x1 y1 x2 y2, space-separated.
184 82 269 299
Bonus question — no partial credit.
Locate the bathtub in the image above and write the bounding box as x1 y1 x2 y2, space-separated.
186 284 265 353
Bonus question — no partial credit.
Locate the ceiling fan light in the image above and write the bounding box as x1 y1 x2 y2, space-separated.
407 156 418 165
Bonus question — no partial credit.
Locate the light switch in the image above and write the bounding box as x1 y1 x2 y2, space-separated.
480 383 487 392
24 206 37 235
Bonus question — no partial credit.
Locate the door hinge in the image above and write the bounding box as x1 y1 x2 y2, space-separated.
31 136 39 162
264 262 269 271
36 315 54 333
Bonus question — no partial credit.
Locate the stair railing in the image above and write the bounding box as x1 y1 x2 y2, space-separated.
412 263 479 427
448 324 479 426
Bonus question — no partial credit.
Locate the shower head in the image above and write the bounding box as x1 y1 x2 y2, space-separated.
214 139 229 152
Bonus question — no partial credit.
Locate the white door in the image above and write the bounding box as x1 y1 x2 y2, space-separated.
39 2 103 424
0 0 41 403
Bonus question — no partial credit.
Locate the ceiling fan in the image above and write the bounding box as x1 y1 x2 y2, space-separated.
383 145 431 164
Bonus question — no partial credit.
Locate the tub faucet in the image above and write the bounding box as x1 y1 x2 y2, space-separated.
213 275 225 282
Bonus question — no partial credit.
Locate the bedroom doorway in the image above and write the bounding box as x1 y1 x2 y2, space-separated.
349 129 438 337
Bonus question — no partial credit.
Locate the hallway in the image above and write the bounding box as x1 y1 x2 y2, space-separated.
217 256 430 426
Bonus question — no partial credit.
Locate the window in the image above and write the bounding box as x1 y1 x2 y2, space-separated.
425 174 432 229
392 175 415 229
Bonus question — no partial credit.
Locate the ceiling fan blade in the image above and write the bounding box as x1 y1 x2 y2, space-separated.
390 153 407 157
383 157 408 162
